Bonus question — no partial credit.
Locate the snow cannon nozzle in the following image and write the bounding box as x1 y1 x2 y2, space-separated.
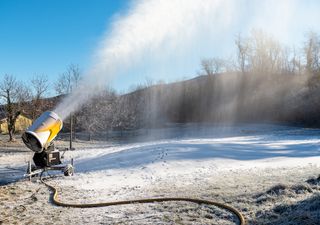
22 111 63 153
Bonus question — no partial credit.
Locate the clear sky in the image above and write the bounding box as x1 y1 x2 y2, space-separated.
1 0 320 95
0 0 128 94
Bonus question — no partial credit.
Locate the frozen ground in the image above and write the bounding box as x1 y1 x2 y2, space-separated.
1 123 320 224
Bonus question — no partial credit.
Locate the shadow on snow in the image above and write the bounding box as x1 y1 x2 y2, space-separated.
76 134 320 173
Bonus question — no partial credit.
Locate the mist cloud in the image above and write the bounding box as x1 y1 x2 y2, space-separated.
55 0 318 120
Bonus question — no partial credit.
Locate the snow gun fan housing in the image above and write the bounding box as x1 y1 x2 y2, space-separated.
22 111 63 153
22 111 64 168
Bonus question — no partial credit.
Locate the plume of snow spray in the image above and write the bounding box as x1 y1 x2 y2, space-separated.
54 0 235 120
54 0 309 120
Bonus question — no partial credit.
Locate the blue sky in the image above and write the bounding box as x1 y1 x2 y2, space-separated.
1 0 320 95
0 0 128 93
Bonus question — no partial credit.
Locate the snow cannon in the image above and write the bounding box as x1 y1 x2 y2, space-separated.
22 111 63 153
22 111 74 177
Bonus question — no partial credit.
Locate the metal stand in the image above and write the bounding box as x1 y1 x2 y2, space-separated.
25 150 74 181
69 113 75 151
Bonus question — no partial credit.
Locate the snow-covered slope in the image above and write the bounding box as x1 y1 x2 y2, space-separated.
56 124 320 191
1 124 320 185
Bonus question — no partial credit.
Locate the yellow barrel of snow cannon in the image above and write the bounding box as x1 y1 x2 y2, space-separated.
22 111 63 153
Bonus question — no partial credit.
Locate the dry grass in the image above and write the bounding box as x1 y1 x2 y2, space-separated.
1 167 320 225
248 180 320 225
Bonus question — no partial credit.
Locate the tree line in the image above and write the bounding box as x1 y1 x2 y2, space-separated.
1 30 320 141
0 64 80 141
97 30 320 133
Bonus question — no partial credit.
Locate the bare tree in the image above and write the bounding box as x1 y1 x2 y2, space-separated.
54 64 81 95
31 74 49 100
304 31 320 75
0 74 30 141
77 89 117 140
201 59 214 76
291 47 303 75
54 64 82 142
78 98 100 140
235 33 250 74
281 46 303 75
30 74 49 119
247 30 282 75
201 58 226 76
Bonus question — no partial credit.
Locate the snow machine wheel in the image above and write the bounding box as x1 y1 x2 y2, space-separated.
64 164 74 176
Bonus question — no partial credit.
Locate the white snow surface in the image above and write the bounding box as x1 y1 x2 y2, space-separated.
60 125 320 191
1 123 320 187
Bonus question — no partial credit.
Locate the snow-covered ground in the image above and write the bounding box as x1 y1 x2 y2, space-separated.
1 124 320 224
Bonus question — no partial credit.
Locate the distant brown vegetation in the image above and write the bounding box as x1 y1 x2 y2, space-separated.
82 30 320 132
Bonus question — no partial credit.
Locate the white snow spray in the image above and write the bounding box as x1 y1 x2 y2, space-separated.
55 0 236 120
54 0 307 120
